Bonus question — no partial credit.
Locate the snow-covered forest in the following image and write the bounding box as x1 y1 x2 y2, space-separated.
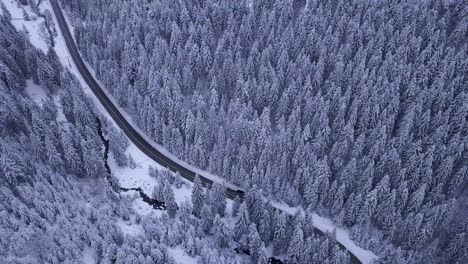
1 0 467 263
54 0 468 262
1 1 355 263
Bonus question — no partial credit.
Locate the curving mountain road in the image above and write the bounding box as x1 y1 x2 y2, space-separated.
49 1 368 263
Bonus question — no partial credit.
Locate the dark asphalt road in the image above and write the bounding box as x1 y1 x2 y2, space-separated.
49 1 364 263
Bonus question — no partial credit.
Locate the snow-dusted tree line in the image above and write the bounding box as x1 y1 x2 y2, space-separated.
59 0 467 262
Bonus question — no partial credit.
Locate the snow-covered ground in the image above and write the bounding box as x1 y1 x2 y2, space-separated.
108 146 162 193
25 79 48 106
167 247 197 264
53 94 69 126
6 1 378 263
24 78 69 127
3 0 49 53
116 218 143 237
121 189 162 217
82 246 96 264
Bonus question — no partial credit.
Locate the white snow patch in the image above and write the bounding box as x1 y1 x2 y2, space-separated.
3 0 49 53
25 79 48 106
120 190 162 217
172 182 192 205
225 199 233 216
109 145 162 195
132 197 161 216
167 247 197 264
25 78 68 129
82 246 96 264
116 219 143 237
270 201 300 216
221 200 236 229
52 94 69 127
